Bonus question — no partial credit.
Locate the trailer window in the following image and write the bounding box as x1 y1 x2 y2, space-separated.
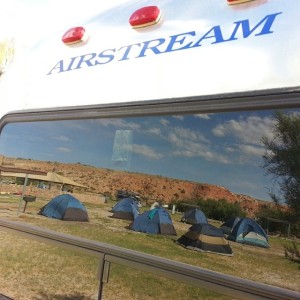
0 109 293 203
0 107 299 299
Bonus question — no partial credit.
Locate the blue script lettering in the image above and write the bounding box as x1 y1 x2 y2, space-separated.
228 12 282 41
47 12 282 75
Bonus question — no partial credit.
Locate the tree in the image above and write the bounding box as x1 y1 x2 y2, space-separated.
0 39 14 77
261 111 300 217
196 198 245 221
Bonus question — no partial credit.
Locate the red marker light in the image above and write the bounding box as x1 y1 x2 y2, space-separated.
227 0 255 4
62 27 87 45
129 6 161 29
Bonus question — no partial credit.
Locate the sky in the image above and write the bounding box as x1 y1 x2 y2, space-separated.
1 108 299 201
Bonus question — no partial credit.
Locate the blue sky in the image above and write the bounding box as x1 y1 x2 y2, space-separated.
1 108 297 201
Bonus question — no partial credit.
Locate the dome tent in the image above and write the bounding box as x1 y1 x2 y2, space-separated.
130 207 177 236
111 197 139 220
220 217 241 235
181 208 208 225
39 194 89 221
177 223 233 256
227 217 269 248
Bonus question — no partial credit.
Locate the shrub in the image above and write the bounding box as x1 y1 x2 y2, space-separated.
171 198 245 222
283 240 300 269
256 206 300 237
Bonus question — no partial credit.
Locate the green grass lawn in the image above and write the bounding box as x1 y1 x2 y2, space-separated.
0 196 299 299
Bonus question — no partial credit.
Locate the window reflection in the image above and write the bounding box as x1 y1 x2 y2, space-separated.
1 108 298 215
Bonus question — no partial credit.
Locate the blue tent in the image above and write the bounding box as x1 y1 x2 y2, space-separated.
227 217 269 248
39 194 89 221
111 197 139 220
130 207 177 235
181 208 208 225
220 217 241 235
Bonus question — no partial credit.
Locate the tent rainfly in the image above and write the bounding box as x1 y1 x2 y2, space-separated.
227 217 270 248
177 223 233 256
39 194 89 221
111 197 140 220
130 207 177 236
220 217 241 235
181 208 208 225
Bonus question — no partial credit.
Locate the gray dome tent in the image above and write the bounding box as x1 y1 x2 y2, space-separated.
111 197 139 220
177 223 233 256
181 208 208 225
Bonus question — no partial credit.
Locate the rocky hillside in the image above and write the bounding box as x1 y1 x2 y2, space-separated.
1 156 273 217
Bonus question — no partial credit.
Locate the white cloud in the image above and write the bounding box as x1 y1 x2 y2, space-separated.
94 119 141 130
212 126 226 137
137 124 227 162
172 144 230 164
238 144 265 157
225 147 235 153
56 147 71 153
212 115 274 145
166 126 230 164
194 113 212 120
169 127 210 144
132 144 162 160
147 128 161 135
141 122 212 161
160 118 170 126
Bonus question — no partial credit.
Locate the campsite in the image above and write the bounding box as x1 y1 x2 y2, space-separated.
0 193 299 300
